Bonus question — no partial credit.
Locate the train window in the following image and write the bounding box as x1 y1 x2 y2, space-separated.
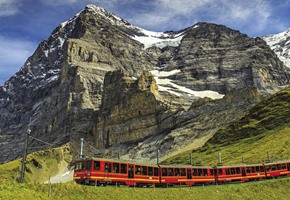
181 168 186 176
175 168 180 176
251 167 255 173
281 163 286 169
162 168 168 176
168 168 174 176
75 162 83 170
226 169 230 175
154 167 159 176
94 161 100 170
266 165 270 171
198 169 203 176
193 169 198 176
271 165 277 171
148 167 153 176
113 163 120 173
260 166 264 172
121 164 127 174
210 169 214 175
77 161 91 170
218 169 223 175
246 167 251 173
142 166 148 175
203 169 208 176
256 166 260 173
105 163 112 172
277 164 281 170
236 168 240 174
135 165 141 175
230 168 235 174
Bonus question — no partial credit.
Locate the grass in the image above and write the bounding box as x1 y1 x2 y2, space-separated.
0 177 290 200
164 87 290 166
0 144 71 183
165 126 290 166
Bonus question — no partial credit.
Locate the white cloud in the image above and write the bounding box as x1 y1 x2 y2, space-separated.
39 0 79 6
0 0 21 16
0 36 36 85
122 0 273 35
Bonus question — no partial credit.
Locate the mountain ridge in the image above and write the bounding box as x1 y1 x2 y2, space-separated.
1 4 290 164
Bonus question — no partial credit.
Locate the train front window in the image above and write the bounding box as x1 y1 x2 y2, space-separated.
75 161 91 170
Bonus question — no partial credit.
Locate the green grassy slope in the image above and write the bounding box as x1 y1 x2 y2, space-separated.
1 178 290 200
0 145 71 183
164 87 290 166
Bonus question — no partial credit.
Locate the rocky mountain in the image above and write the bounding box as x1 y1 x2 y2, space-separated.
1 4 290 164
263 28 290 68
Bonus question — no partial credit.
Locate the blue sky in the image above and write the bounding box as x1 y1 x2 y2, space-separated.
1 0 290 86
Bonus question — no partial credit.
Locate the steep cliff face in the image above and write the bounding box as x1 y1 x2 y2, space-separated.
95 70 172 148
1 5 290 164
158 23 290 95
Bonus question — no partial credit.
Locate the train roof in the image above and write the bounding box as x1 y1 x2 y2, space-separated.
75 157 159 166
74 157 290 168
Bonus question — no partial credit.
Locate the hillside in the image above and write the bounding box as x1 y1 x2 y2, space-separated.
0 145 71 183
164 86 290 165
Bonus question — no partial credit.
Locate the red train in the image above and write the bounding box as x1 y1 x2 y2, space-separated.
73 158 290 186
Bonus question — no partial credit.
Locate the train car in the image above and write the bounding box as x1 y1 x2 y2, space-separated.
132 162 160 186
158 164 190 186
74 158 160 186
157 165 215 186
191 166 216 185
215 164 266 183
264 160 290 178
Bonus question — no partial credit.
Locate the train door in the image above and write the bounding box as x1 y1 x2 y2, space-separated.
242 167 246 176
187 169 192 179
287 163 290 171
213 167 218 183
128 164 134 179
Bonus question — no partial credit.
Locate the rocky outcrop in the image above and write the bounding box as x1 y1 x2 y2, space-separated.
94 70 172 148
1 5 290 164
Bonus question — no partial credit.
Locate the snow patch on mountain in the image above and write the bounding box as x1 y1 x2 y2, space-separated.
79 4 185 49
132 30 185 49
263 28 290 68
151 70 224 99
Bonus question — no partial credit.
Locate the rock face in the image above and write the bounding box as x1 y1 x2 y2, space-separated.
0 5 290 164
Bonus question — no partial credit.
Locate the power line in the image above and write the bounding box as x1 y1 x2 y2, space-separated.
29 135 53 146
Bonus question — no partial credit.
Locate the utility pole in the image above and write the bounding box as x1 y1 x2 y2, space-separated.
267 151 271 163
190 150 193 166
217 152 222 166
80 138 84 159
20 128 31 182
157 149 160 165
